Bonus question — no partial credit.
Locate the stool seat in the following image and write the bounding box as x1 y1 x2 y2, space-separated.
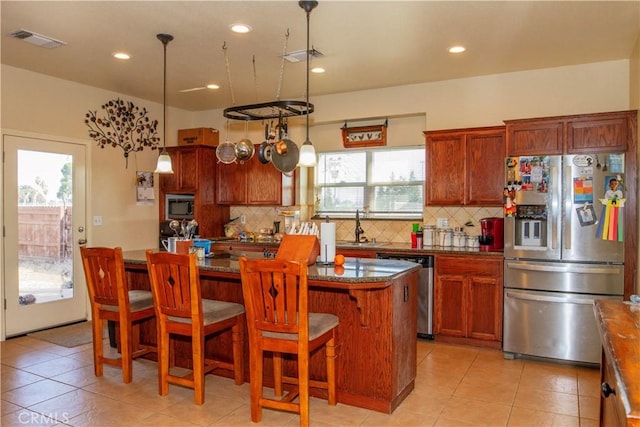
168 299 245 326
263 313 339 341
101 290 154 312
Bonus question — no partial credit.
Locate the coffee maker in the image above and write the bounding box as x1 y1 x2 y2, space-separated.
479 217 504 251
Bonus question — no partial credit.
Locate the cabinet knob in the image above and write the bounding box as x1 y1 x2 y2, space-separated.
601 382 616 398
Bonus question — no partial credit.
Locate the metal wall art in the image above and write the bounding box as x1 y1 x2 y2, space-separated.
84 98 160 167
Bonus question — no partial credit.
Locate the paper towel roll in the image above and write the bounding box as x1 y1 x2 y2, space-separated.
319 222 336 264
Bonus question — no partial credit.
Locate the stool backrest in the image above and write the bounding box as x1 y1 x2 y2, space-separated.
239 257 308 341
145 250 202 323
80 246 128 309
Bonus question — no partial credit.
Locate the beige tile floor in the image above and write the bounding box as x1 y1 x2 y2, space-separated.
1 336 601 426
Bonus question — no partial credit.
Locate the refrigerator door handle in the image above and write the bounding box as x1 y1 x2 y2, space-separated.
564 165 572 250
506 290 595 305
505 261 623 275
551 165 560 250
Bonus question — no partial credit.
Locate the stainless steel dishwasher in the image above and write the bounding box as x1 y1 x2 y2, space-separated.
376 253 434 339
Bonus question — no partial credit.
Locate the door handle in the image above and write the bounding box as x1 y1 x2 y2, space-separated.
506 290 595 305
506 261 622 275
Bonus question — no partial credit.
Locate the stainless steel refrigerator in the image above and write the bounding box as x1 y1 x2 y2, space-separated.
503 154 625 364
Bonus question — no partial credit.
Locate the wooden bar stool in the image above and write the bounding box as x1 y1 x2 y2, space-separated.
239 257 338 427
145 250 245 405
79 246 156 384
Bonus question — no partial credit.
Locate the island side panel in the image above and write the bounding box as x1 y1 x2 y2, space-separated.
124 262 418 414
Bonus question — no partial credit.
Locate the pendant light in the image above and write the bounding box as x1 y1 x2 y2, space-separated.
298 0 318 167
154 33 174 174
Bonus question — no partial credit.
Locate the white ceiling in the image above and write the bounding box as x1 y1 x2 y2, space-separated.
2 1 639 112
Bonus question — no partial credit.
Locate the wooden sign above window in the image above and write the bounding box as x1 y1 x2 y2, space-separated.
341 120 387 148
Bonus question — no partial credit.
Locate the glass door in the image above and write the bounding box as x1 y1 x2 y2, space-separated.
4 134 88 336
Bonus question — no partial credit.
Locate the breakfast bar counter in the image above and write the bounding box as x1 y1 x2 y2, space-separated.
123 250 421 413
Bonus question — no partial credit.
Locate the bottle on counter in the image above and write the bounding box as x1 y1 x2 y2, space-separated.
416 231 423 248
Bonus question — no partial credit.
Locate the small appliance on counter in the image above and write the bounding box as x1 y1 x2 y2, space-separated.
479 217 504 251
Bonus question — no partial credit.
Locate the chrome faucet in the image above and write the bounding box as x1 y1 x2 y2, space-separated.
355 209 365 242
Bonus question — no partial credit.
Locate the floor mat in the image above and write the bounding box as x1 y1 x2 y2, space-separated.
27 321 106 348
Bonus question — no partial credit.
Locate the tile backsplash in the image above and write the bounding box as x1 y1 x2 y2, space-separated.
230 206 503 244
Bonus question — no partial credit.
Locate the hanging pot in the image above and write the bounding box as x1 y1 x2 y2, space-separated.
234 138 254 163
258 141 272 164
216 139 237 164
271 138 299 173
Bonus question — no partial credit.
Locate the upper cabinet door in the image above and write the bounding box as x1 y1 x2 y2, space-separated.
216 161 246 205
505 119 563 156
216 145 295 206
425 126 505 206
566 111 635 153
160 147 200 193
425 133 466 205
466 129 505 205
506 111 636 155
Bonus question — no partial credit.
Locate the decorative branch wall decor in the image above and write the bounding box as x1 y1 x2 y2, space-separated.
84 98 160 167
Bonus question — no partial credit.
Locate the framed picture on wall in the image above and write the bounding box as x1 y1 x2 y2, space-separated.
341 123 387 148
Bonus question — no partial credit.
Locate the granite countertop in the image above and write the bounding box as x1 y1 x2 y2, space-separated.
123 250 422 284
207 239 505 257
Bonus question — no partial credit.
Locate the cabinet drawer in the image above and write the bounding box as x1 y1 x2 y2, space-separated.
436 255 501 276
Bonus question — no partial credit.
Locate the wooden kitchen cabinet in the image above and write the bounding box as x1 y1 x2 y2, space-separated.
159 146 207 193
217 145 295 206
505 110 636 155
434 254 503 348
565 110 635 153
424 126 505 206
159 146 229 237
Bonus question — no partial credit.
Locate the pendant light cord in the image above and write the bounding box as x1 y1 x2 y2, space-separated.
162 38 167 150
157 34 173 152
305 9 310 141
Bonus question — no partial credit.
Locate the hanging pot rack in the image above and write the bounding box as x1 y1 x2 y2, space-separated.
222 27 314 122
223 100 313 121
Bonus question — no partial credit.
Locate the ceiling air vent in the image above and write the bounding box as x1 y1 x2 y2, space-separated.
10 29 67 49
283 48 323 63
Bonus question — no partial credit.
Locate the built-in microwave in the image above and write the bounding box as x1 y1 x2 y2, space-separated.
165 194 195 220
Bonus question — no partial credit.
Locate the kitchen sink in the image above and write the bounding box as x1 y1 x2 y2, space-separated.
336 241 388 248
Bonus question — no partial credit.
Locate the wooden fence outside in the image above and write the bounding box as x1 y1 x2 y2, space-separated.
18 206 72 261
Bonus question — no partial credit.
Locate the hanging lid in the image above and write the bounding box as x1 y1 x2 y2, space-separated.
271 138 299 173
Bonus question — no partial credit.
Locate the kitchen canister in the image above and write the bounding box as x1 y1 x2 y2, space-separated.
467 235 480 249
438 228 453 247
453 231 467 248
423 225 436 246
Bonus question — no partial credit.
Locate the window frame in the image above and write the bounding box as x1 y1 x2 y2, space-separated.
314 146 425 220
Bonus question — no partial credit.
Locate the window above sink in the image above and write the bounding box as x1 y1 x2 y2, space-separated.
314 147 424 220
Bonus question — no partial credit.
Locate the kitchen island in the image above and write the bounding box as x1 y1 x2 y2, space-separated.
123 250 421 413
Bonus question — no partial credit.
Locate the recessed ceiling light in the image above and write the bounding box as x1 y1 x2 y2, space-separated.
113 52 131 60
206 84 220 90
229 24 252 34
311 67 325 74
448 46 466 54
